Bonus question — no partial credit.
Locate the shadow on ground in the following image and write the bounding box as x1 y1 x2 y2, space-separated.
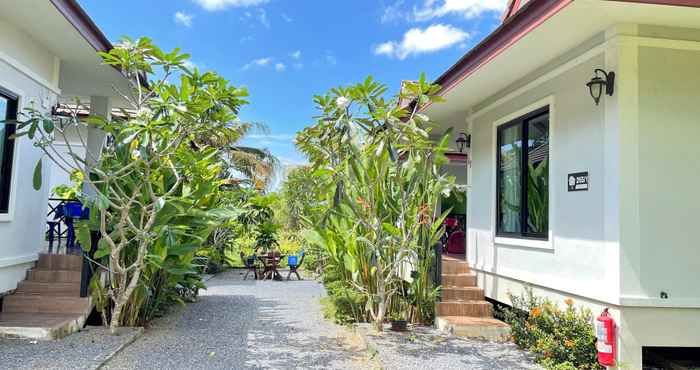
104 270 367 370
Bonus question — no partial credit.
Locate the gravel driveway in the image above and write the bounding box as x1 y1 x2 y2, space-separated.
102 270 369 370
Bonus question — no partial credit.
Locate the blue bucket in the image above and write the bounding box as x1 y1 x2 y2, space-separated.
63 202 90 219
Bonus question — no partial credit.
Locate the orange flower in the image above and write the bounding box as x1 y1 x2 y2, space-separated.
564 339 574 348
564 298 574 306
530 307 542 318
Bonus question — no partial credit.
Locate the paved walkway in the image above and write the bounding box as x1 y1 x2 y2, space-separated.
103 270 369 370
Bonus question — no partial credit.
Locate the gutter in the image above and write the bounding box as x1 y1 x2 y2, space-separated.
48 0 149 90
431 0 573 100
427 0 700 106
49 0 113 53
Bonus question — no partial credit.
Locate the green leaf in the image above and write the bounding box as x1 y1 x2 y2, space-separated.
76 222 91 251
32 159 42 190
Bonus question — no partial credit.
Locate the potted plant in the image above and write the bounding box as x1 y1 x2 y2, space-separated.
390 297 409 332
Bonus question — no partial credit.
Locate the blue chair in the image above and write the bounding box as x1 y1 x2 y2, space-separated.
62 202 90 255
286 250 305 281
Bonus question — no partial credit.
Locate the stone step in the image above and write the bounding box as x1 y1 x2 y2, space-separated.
0 312 88 340
15 281 81 296
441 258 470 274
436 300 493 317
2 295 90 314
436 316 511 342
441 273 477 287
442 286 484 301
27 269 81 283
37 253 83 272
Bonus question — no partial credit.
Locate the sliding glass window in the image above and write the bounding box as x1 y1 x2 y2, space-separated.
0 88 18 213
496 107 549 239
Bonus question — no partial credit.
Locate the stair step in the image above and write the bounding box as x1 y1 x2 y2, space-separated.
436 300 493 317
442 258 470 274
37 253 83 272
441 273 477 287
0 312 88 340
442 286 484 301
27 269 81 283
2 295 90 314
15 281 81 296
436 316 511 342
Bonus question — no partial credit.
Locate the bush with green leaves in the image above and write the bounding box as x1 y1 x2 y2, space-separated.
503 289 602 370
15 37 249 332
296 75 453 330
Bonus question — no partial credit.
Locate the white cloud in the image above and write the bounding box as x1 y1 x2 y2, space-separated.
381 0 410 24
174 11 193 27
290 50 302 59
374 24 468 60
414 0 507 21
275 63 286 72
242 57 273 70
257 8 270 28
193 0 269 11
281 13 293 22
325 51 337 65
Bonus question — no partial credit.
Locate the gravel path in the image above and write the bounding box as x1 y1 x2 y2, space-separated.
0 326 142 370
102 270 369 370
360 325 541 370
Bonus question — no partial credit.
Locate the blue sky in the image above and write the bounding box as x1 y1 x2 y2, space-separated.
78 0 506 166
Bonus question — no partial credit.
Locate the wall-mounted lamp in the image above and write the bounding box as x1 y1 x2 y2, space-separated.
456 132 470 153
586 69 615 106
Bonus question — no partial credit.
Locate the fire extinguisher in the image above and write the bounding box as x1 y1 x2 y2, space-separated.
595 308 616 367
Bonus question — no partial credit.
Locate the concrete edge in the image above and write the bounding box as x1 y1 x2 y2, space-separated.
94 327 144 370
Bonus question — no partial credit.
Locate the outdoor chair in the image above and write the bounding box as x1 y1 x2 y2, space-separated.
446 231 466 254
240 252 258 280
286 250 305 281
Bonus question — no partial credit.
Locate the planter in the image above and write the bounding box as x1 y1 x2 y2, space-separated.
390 320 408 332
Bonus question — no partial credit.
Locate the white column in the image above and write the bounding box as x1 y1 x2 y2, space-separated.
83 96 111 198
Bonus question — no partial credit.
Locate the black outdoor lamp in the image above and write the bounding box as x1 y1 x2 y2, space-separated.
586 68 615 105
456 132 470 153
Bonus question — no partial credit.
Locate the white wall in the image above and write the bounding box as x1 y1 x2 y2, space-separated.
467 53 621 306
636 46 700 302
0 24 58 294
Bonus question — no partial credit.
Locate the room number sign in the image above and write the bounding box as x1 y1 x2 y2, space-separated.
568 172 589 192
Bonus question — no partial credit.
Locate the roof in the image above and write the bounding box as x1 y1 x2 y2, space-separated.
52 103 135 119
49 0 113 53
431 0 700 100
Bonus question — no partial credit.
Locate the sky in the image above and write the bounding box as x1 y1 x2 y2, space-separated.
78 0 506 169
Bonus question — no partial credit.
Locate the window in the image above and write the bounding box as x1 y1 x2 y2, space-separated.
496 107 549 239
0 87 18 214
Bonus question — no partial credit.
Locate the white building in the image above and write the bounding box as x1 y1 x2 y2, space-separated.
426 0 700 367
0 0 128 338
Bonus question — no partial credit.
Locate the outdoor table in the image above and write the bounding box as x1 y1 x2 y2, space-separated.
257 254 286 281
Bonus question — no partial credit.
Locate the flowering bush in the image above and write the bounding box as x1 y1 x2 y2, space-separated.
503 289 602 370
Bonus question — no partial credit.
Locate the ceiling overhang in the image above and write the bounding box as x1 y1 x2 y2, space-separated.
424 0 700 128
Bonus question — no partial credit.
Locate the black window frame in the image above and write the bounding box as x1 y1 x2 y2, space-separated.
0 86 18 214
496 106 549 240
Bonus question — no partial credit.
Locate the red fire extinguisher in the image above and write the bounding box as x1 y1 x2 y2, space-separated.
595 308 616 367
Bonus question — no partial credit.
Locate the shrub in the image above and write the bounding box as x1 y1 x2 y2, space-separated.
503 289 602 370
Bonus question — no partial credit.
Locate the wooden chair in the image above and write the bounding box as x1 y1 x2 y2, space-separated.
240 252 258 280
286 250 305 280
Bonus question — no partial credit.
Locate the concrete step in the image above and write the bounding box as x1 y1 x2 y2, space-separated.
436 300 493 317
442 286 484 301
441 257 470 274
37 253 83 272
436 316 511 342
2 295 90 314
15 281 81 296
441 273 477 287
27 269 81 283
0 312 89 340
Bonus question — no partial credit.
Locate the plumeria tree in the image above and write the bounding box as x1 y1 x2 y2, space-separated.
14 38 249 332
297 75 454 330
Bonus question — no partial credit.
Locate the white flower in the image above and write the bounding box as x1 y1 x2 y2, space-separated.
336 96 350 109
